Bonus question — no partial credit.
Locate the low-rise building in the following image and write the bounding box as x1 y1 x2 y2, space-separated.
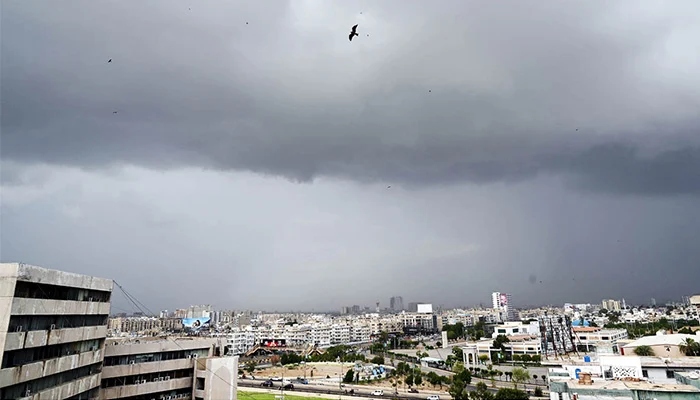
100 336 229 400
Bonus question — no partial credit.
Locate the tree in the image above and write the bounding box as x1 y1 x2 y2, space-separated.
479 354 490 364
343 369 355 383
494 388 528 400
469 382 494 400
453 346 465 361
414 372 423 386
510 368 530 389
427 371 442 388
679 338 700 356
436 341 443 347
453 361 466 374
371 355 385 365
245 360 256 374
449 375 469 400
405 374 414 387
634 345 655 356
270 355 281 365
534 387 543 397
457 368 472 385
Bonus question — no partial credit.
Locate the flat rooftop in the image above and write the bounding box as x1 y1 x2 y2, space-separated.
568 379 700 393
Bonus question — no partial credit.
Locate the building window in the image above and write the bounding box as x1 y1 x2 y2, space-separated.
666 370 676 379
642 370 648 378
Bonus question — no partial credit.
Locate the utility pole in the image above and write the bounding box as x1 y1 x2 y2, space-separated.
337 356 342 400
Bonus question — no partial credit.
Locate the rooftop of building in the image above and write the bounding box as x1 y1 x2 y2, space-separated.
1 262 113 291
567 379 700 393
622 333 700 348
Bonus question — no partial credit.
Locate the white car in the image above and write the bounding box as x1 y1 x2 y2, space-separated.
427 396 440 400
371 390 384 396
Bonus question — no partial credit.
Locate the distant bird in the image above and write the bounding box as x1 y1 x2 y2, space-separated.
576 128 579 131
108 59 112 63
113 111 118 114
387 185 391 189
349 24 359 41
246 22 249 25
428 90 432 93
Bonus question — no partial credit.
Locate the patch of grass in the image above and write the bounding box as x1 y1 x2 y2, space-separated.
238 392 320 400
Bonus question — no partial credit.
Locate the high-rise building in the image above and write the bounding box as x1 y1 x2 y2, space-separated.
0 262 113 400
492 292 515 321
390 296 404 311
602 299 621 311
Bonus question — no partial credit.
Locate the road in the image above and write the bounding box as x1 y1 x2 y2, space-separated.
238 378 501 399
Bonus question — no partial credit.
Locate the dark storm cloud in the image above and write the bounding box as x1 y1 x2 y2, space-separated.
2 0 700 194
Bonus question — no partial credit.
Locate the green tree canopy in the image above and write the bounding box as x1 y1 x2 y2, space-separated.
494 388 529 400
633 345 655 356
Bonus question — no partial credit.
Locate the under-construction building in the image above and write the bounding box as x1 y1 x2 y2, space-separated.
537 313 578 360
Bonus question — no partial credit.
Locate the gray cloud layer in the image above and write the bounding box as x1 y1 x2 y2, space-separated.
2 1 700 311
3 0 700 195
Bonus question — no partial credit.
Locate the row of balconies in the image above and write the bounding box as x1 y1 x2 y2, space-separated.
0 348 103 387
11 298 111 316
4 326 107 352
100 377 191 399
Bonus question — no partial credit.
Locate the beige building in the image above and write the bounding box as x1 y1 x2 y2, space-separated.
100 336 234 400
620 333 700 358
0 262 113 400
194 357 238 400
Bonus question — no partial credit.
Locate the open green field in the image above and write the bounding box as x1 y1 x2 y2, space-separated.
238 393 320 400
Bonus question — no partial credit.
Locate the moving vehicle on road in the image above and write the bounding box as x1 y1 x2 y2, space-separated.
371 390 384 396
427 396 440 400
261 380 274 387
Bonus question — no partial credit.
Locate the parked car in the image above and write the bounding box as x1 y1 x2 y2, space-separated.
409 388 419 393
371 390 384 396
282 383 295 390
261 380 274 387
295 378 309 384
427 396 440 400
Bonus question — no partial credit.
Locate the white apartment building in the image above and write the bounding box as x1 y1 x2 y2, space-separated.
226 330 256 356
602 299 622 311
572 327 628 354
492 292 515 321
492 321 539 338
330 324 350 345
0 263 113 400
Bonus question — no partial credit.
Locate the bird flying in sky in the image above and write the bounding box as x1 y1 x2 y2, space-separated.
349 24 358 41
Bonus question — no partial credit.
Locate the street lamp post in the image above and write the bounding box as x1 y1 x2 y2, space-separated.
337 357 342 400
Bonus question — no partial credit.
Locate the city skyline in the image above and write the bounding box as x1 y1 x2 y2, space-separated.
2 1 700 311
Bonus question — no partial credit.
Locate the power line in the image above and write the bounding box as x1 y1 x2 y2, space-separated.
111 281 256 400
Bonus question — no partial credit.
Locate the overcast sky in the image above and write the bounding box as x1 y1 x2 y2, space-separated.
2 0 700 313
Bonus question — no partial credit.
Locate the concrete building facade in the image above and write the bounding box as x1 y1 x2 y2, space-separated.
0 263 113 400
99 337 224 400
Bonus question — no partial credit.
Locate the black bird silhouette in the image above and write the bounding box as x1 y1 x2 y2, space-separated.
349 24 359 41
387 185 391 189
113 111 118 114
108 59 112 63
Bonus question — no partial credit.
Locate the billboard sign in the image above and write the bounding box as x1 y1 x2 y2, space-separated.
500 293 508 306
261 339 287 347
182 317 210 330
